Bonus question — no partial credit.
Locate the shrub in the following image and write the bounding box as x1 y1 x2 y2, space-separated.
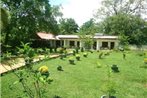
144 58 147 64
111 65 119 72
75 47 79 53
96 62 102 68
38 66 49 73
57 66 63 71
101 81 116 98
73 50 76 56
99 52 103 59
69 57 75 64
75 54 80 61
83 52 88 57
81 47 84 52
57 47 64 54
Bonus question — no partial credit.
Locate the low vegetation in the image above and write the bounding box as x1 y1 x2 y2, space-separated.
1 50 147 98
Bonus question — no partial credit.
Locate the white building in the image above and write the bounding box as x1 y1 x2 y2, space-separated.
37 32 119 50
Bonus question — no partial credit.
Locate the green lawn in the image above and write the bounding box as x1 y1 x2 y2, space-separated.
1 50 147 98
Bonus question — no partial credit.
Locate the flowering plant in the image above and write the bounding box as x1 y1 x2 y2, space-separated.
38 66 49 73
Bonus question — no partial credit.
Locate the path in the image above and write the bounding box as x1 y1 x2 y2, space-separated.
0 54 59 74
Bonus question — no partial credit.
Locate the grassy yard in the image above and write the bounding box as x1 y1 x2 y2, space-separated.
1 50 147 98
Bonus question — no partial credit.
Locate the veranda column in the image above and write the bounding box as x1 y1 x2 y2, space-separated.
80 41 83 48
74 40 77 47
108 41 111 49
96 40 100 50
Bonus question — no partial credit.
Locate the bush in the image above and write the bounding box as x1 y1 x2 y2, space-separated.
144 58 147 64
69 57 75 64
57 66 63 71
75 54 80 61
96 62 102 68
99 52 103 59
111 65 119 72
83 52 88 57
81 47 84 52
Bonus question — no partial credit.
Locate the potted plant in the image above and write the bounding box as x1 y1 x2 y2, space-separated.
83 52 88 57
75 54 80 61
69 57 75 64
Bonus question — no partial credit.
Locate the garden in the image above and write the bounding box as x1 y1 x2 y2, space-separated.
1 48 147 98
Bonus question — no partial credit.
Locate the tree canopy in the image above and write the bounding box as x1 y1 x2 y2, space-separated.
79 18 98 35
59 18 79 34
94 0 147 19
1 0 60 48
94 0 147 45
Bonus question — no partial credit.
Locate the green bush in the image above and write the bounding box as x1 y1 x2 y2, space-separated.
83 52 88 57
75 54 80 61
69 57 75 64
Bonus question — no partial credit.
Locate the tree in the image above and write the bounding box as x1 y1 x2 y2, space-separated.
98 13 147 45
59 18 79 34
94 0 147 46
0 7 10 30
1 0 59 50
79 18 98 35
94 0 147 19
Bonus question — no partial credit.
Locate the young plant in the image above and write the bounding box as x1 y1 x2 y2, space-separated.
99 52 103 59
57 66 64 71
83 52 88 57
96 62 102 68
75 54 80 61
111 65 119 72
101 65 117 98
69 57 75 64
9 65 53 98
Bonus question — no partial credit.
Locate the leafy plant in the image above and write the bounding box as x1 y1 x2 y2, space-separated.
96 62 102 68
57 66 64 71
9 65 53 98
99 52 103 59
144 58 147 64
69 57 75 64
17 42 36 65
75 54 80 61
111 65 119 72
83 52 88 57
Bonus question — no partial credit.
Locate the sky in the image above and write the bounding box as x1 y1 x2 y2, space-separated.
50 0 102 26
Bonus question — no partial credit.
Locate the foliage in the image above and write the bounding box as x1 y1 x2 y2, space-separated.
57 66 64 71
75 54 80 61
111 65 119 72
99 52 103 59
95 1 147 45
68 57 75 64
0 7 10 30
1 0 60 50
38 66 49 74
79 18 98 35
96 62 102 68
59 18 79 34
94 0 147 19
144 58 147 64
79 35 94 50
83 52 88 57
2 51 147 98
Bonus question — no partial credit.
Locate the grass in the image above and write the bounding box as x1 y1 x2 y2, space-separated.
1 50 147 98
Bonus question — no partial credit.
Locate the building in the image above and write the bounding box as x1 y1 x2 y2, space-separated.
36 32 119 50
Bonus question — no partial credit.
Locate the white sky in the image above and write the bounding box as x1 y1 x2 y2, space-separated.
50 0 102 26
